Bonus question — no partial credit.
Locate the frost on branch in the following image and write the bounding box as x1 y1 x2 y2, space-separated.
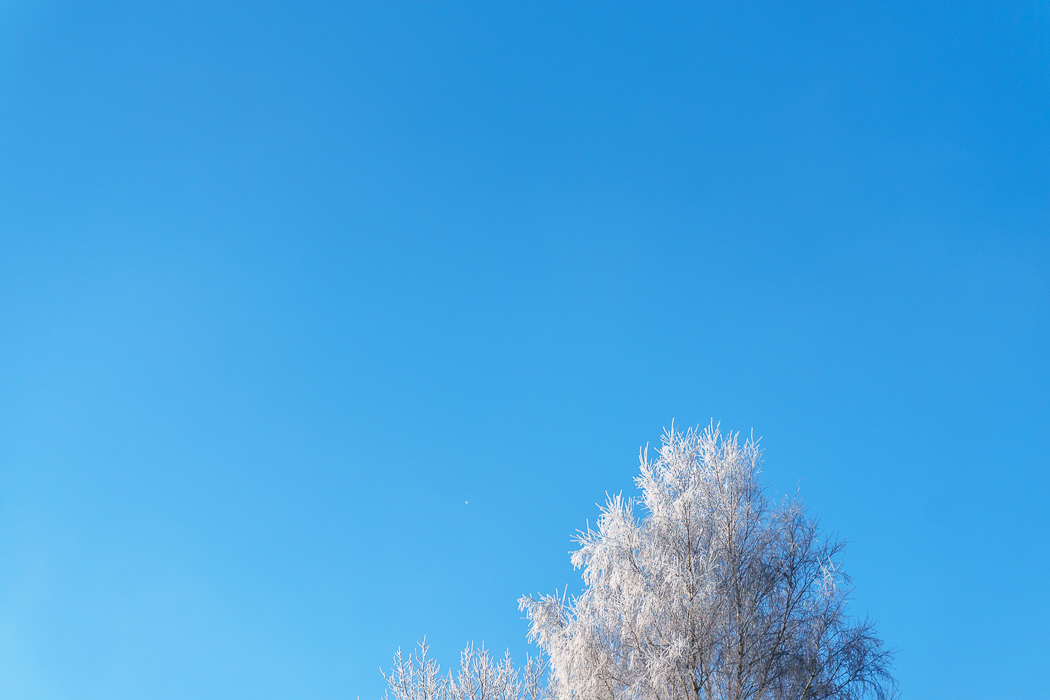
519 424 896 700
383 640 551 700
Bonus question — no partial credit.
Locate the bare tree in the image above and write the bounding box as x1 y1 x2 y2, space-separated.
519 424 895 700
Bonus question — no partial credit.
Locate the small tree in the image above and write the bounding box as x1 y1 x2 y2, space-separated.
383 640 551 700
519 424 895 700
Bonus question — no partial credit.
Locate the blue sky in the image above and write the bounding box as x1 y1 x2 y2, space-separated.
0 2 1047 698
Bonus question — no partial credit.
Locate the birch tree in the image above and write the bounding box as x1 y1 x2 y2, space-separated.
519 424 895 700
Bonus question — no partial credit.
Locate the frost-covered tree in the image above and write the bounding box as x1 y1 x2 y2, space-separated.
519 424 895 700
383 640 551 700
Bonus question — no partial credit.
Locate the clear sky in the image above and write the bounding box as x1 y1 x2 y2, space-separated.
0 2 1047 699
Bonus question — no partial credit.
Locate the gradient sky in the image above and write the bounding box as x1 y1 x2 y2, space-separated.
1 2 1048 699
